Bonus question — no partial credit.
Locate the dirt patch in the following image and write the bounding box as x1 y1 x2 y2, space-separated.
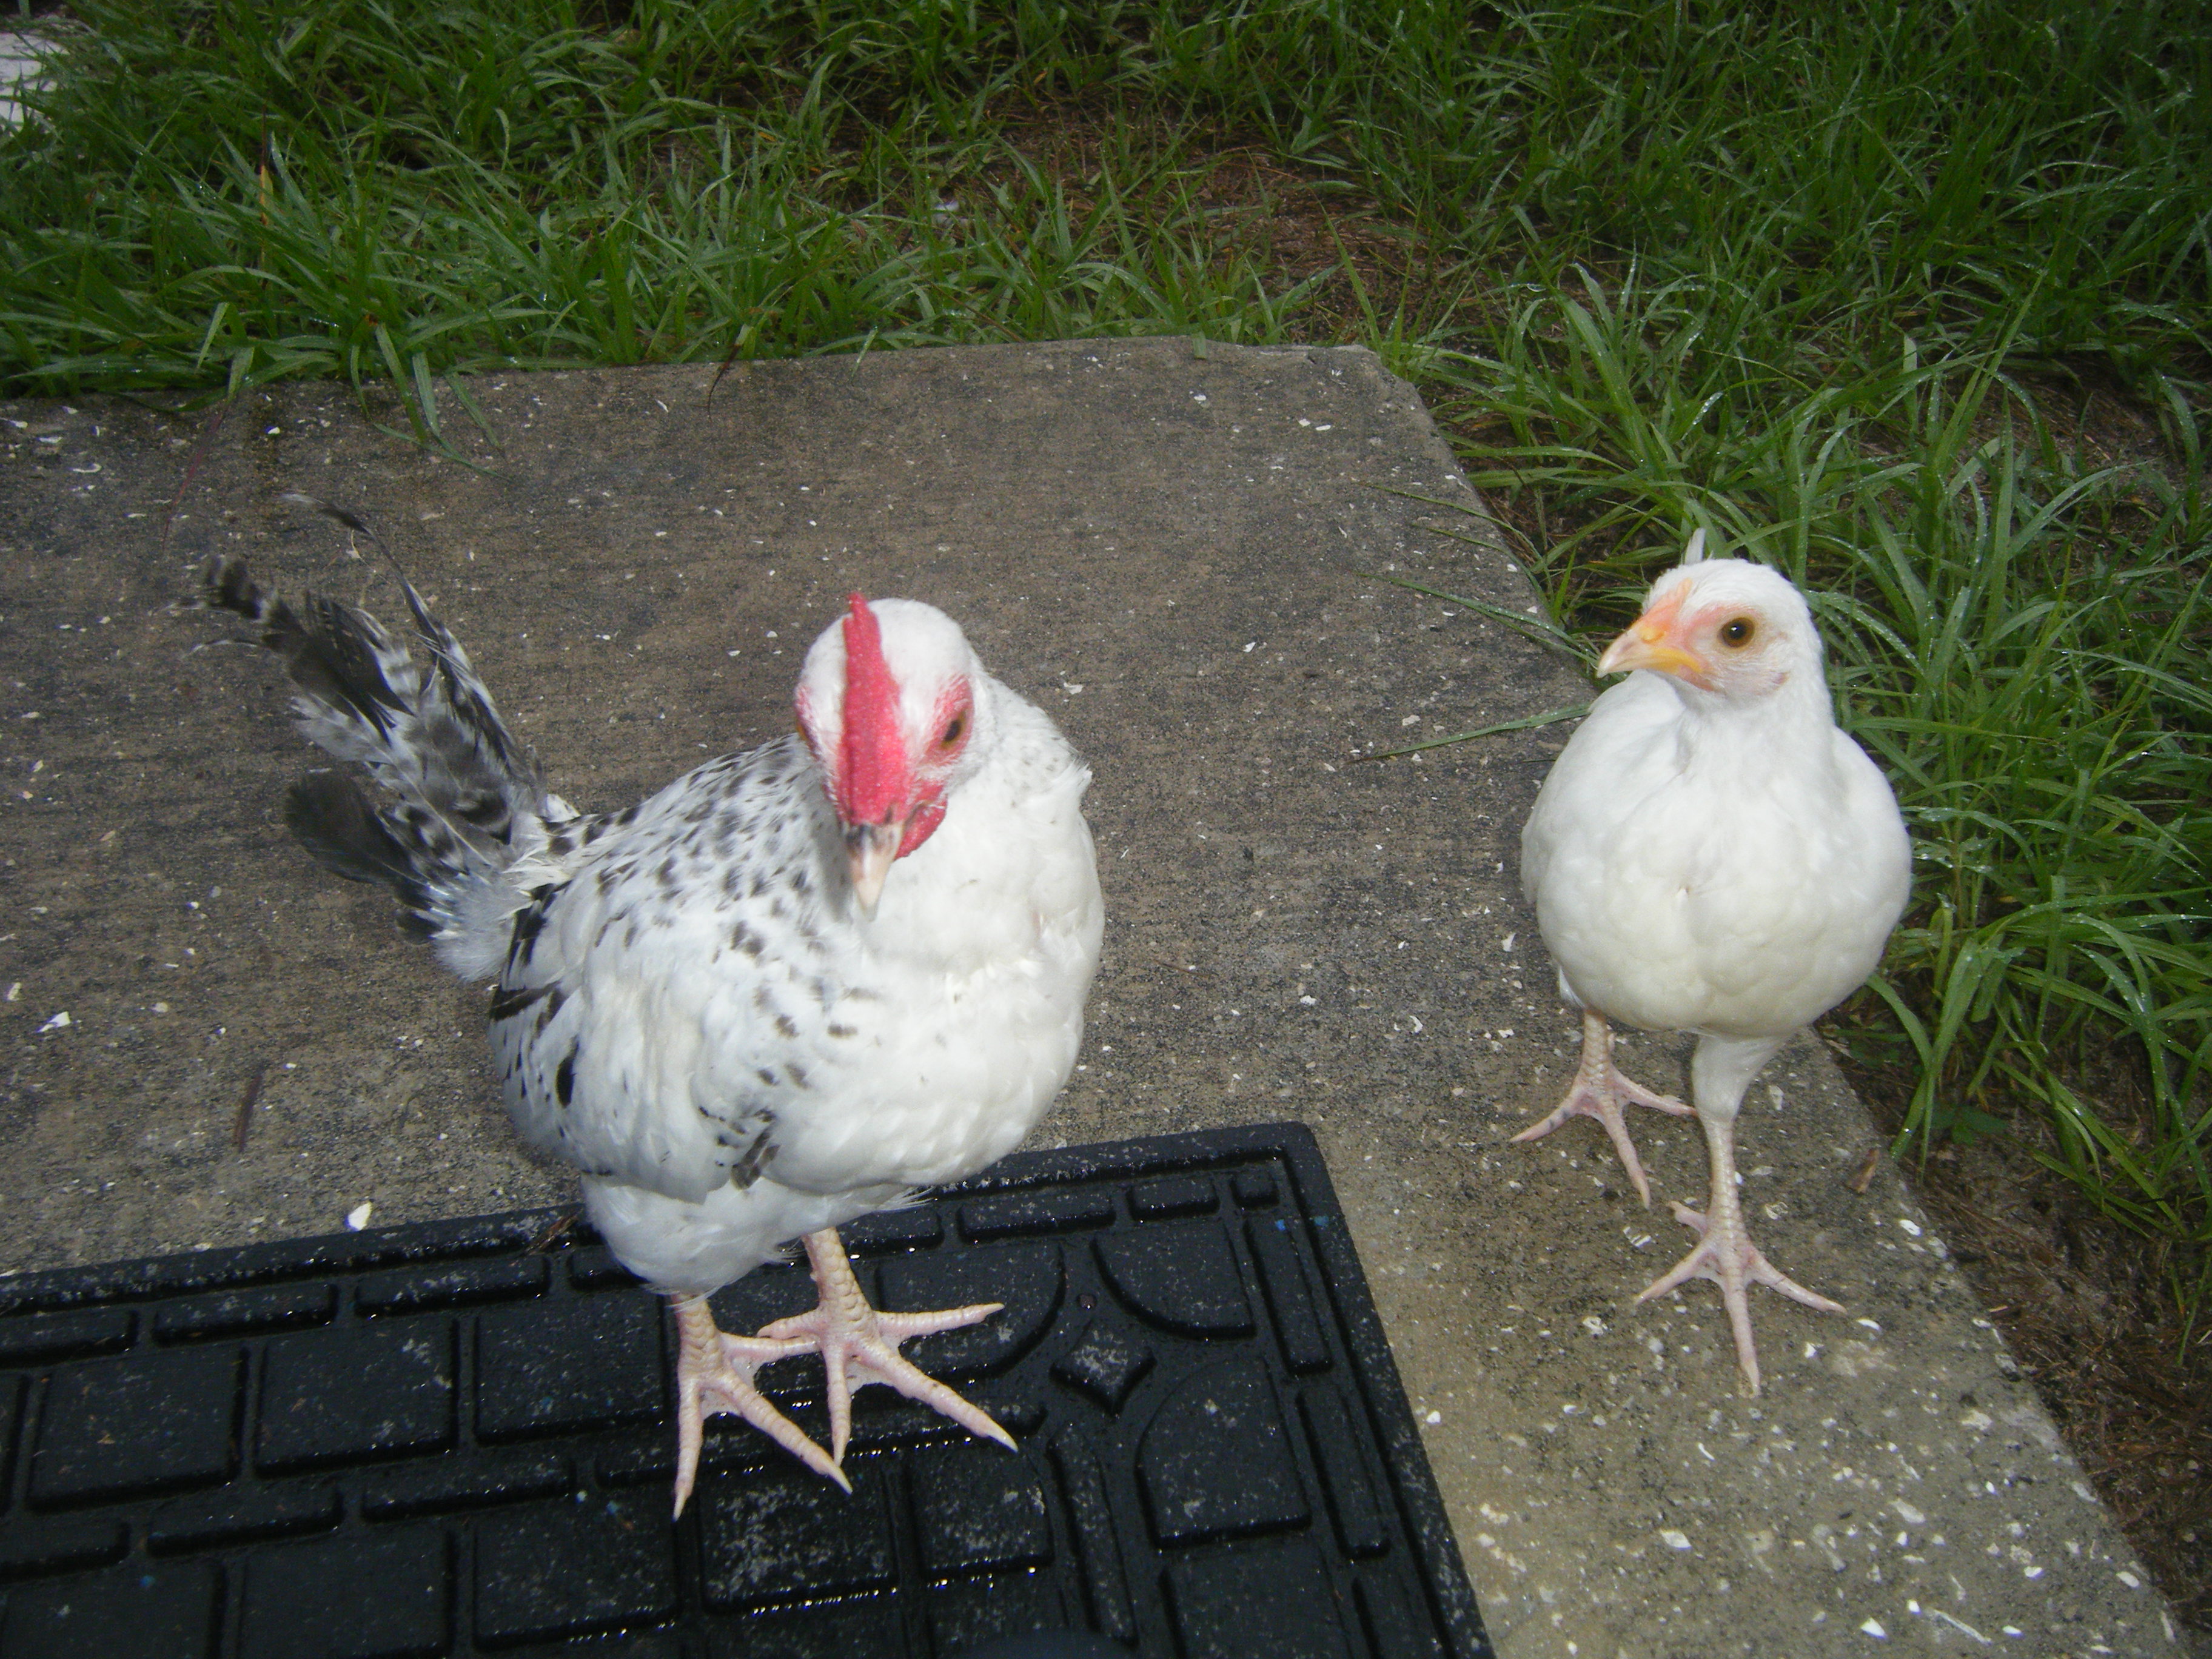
1838 1042 2212 1644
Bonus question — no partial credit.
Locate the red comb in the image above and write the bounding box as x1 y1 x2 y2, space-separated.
836 594 906 825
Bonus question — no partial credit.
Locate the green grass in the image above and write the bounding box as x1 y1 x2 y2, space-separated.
2 0 2207 1313
0 0 1322 406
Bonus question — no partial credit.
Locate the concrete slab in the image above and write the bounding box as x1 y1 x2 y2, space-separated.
0 24 62 130
0 340 2184 1657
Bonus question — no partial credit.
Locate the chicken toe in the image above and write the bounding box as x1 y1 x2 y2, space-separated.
1635 1113 1844 1393
1513 1008 1692 1205
669 1293 840 1517
758 1228 1015 1467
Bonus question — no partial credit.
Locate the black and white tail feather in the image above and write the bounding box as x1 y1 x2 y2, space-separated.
198 496 574 981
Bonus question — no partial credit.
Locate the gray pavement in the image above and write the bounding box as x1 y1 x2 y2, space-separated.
0 339 2187 1657
0 21 64 130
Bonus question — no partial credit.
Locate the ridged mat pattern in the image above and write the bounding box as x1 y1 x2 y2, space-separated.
0 1124 1490 1658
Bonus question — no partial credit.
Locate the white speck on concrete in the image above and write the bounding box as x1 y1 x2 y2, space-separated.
1923 1607 1991 1643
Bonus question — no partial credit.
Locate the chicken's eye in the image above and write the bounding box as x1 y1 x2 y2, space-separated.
939 712 967 748
1718 617 1756 648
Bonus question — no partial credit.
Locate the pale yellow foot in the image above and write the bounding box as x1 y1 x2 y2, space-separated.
1636 1112 1845 1394
1514 1007 1692 1205
668 1292 839 1518
758 1228 1014 1467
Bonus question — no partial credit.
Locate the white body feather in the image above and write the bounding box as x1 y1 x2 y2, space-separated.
204 559 1103 1302
493 688 1101 1293
1523 668 1910 1044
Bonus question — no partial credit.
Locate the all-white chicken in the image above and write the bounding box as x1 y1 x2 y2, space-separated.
1516 535 1911 1391
201 507 1102 1511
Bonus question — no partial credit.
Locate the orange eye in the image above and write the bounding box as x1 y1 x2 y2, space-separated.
1718 616 1755 648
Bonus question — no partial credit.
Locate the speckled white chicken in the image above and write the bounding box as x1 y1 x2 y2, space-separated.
1517 536 1911 1392
201 511 1102 1512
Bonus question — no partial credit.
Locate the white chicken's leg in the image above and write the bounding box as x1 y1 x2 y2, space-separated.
1636 1086 1845 1393
757 1228 1017 1468
669 1294 840 1517
1513 1008 1693 1205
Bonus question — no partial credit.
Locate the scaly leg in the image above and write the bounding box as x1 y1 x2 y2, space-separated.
1513 1008 1693 1205
757 1228 1015 1468
1636 1108 1845 1393
668 1293 839 1518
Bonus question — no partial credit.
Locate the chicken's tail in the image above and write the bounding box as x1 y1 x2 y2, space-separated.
197 498 566 980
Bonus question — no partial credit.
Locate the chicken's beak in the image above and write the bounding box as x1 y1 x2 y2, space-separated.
1597 589 1710 686
845 820 903 916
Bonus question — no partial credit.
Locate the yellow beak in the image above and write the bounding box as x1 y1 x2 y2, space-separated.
845 820 902 916
1597 626 1709 682
1596 588 1710 686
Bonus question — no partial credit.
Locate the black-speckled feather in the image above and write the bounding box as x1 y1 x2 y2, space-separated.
202 561 1105 1500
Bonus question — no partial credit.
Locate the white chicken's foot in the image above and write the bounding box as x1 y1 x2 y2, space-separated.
1635 1110 1845 1393
1512 1008 1692 1205
757 1227 1016 1468
669 1292 839 1518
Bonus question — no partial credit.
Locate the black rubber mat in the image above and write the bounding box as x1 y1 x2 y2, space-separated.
0 1122 1490 1658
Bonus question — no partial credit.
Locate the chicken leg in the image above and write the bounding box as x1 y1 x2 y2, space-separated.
1634 1037 1845 1392
669 1295 832 1518
1513 1008 1693 1205
757 1228 1016 1469
669 1227 1016 1515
